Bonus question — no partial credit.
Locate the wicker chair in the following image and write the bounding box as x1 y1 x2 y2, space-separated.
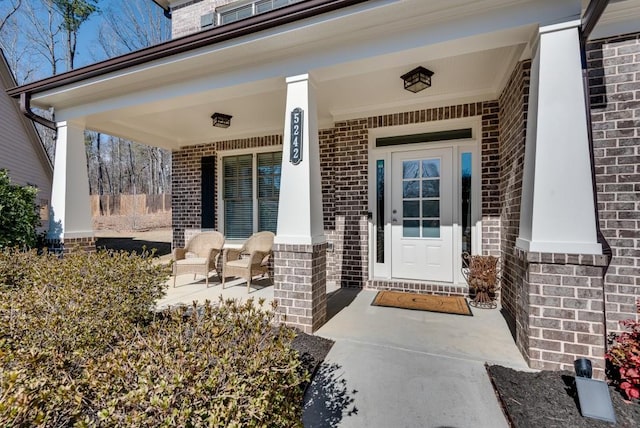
222 231 274 292
172 231 225 287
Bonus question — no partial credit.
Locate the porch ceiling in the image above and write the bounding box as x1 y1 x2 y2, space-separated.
26 0 578 149
81 42 525 149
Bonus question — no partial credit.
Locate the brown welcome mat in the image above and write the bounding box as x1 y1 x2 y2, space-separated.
372 290 472 316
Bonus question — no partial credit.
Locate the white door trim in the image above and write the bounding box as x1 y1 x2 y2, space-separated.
367 117 482 284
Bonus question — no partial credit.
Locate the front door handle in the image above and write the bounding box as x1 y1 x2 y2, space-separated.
392 218 398 223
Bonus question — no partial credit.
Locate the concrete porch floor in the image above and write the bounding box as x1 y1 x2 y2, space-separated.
304 289 530 427
157 273 275 309
158 274 528 427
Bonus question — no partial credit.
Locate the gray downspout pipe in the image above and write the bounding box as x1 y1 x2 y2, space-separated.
580 0 611 357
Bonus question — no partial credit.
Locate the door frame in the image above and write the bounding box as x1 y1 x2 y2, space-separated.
367 117 482 285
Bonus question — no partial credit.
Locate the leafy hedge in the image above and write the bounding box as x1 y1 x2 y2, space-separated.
0 169 40 249
0 250 307 427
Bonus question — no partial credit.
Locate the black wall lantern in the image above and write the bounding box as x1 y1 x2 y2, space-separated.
401 66 434 93
211 112 232 128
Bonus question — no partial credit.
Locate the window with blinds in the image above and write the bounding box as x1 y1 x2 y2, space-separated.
222 151 282 239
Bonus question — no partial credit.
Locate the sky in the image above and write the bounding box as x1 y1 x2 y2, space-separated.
1 0 169 81
74 0 129 68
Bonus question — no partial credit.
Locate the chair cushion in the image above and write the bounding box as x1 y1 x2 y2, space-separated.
176 257 209 266
226 258 251 268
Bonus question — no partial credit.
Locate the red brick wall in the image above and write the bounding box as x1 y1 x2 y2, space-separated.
588 32 640 334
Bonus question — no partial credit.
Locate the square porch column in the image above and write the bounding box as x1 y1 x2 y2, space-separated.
517 20 601 255
274 74 327 333
47 121 95 252
515 21 606 377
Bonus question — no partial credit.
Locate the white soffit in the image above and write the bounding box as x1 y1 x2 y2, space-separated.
588 0 640 39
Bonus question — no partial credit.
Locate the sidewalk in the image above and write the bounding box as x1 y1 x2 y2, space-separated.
303 289 529 428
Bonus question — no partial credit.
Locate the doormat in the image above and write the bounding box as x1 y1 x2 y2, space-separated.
372 290 472 316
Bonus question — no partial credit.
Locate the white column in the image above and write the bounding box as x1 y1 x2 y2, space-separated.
516 20 601 255
275 74 325 245
47 121 94 241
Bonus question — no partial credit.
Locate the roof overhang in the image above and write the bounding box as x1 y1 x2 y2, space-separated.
151 0 170 12
9 0 637 150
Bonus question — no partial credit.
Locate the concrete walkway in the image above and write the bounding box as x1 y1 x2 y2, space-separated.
303 289 529 428
156 268 528 428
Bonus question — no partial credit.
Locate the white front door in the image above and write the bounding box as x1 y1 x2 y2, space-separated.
391 148 454 282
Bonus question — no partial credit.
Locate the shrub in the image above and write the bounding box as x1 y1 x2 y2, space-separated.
85 300 307 427
0 250 307 427
606 300 640 401
0 249 169 426
0 170 40 249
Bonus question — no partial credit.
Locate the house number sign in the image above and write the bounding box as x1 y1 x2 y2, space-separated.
290 107 304 165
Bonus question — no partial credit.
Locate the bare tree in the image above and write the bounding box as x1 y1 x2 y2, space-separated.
0 0 21 34
0 18 34 84
20 0 63 76
51 0 99 70
96 0 169 58
88 0 172 199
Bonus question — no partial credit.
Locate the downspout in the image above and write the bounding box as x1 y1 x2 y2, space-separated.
579 0 611 354
20 92 56 130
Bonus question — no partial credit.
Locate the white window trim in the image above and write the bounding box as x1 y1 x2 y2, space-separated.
217 145 283 243
367 117 482 285
216 0 303 26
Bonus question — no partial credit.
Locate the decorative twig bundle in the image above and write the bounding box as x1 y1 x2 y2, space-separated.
461 253 500 308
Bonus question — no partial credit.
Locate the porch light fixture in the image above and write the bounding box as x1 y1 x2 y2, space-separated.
211 112 232 128
400 66 434 93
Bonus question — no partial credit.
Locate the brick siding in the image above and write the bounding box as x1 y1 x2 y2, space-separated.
170 0 236 39
62 237 96 253
273 242 327 333
588 32 640 335
498 60 531 324
327 118 369 288
515 249 609 379
171 135 282 248
172 102 501 293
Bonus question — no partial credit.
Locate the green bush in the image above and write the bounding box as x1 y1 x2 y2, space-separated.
0 170 40 249
0 250 307 427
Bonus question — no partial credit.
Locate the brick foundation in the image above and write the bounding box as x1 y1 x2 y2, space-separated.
273 242 327 333
59 236 96 254
367 279 467 296
515 248 609 379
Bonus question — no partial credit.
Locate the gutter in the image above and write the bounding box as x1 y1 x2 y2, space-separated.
20 93 56 130
6 0 367 99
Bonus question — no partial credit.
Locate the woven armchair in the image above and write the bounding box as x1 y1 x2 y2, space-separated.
222 231 275 292
172 231 224 287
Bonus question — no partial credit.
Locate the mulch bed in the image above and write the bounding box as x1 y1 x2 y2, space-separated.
292 332 335 392
487 365 640 427
95 237 171 257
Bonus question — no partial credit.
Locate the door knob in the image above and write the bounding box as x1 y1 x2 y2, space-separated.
392 218 398 223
